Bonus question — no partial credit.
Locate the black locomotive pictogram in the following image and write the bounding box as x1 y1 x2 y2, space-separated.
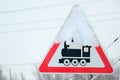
59 40 92 66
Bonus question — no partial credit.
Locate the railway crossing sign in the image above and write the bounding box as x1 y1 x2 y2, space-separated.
39 5 113 73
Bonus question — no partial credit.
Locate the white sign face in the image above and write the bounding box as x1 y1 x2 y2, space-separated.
39 4 113 73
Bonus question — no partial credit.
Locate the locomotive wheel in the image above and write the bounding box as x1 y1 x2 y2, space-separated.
63 59 70 66
72 59 78 66
80 59 87 66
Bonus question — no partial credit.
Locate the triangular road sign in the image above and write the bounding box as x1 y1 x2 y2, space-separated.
39 5 113 73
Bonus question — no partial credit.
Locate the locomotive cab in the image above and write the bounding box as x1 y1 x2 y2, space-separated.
82 45 91 57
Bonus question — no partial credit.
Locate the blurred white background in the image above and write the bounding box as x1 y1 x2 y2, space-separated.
0 0 120 66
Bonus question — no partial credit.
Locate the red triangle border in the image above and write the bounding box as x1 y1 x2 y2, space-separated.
39 43 113 73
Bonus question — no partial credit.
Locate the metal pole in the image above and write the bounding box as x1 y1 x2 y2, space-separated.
9 68 12 80
105 35 120 51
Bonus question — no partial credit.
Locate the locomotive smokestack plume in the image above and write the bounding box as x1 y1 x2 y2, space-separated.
72 39 74 42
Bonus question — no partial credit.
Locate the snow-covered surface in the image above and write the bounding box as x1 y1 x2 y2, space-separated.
55 5 99 46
